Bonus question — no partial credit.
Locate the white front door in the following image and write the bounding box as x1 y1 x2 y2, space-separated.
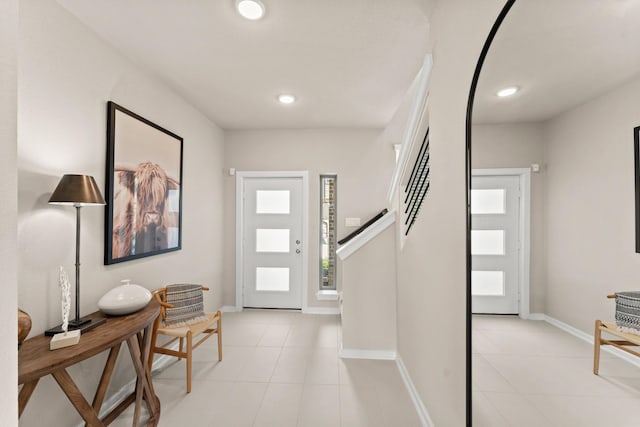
241 176 304 309
471 175 520 314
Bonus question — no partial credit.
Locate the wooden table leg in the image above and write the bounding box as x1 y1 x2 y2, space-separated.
126 337 145 427
140 324 155 397
594 319 602 375
52 369 104 426
101 394 136 426
140 322 160 421
126 327 159 426
18 379 39 418
88 343 121 427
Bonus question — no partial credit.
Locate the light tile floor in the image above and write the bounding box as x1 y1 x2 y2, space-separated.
113 309 422 427
472 315 640 427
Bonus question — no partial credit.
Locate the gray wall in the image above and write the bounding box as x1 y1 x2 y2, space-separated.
0 0 18 423
341 222 397 353
223 128 396 309
472 123 547 313
17 1 225 425
544 74 640 333
393 0 505 424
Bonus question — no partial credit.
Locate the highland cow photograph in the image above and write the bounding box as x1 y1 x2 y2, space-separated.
105 101 183 264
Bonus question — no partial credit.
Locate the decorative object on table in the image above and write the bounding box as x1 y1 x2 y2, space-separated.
98 279 152 315
18 309 32 348
50 267 81 349
634 125 640 253
45 175 106 336
149 284 222 393
105 101 183 265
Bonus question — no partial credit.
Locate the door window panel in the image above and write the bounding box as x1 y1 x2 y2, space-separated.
256 190 290 214
256 267 290 291
256 229 290 253
471 271 505 296
471 230 505 255
471 189 505 214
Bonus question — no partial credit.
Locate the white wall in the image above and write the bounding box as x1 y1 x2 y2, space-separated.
224 129 395 309
341 223 397 353
17 1 224 425
544 74 640 333
393 1 505 424
0 0 18 424
472 123 546 313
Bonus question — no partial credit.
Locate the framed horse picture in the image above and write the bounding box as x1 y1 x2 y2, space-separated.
105 101 183 264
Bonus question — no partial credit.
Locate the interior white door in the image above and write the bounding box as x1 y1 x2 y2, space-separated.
242 177 303 309
471 175 520 314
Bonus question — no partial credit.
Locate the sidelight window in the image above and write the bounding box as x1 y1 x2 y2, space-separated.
320 175 337 290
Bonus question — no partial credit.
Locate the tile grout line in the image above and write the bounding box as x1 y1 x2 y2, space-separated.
474 316 640 426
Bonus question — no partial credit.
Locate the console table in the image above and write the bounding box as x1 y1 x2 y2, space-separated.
18 299 161 426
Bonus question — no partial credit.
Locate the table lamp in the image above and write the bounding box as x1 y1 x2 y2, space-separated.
45 174 107 336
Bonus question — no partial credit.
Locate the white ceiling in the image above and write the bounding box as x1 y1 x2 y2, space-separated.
474 0 640 124
57 0 432 130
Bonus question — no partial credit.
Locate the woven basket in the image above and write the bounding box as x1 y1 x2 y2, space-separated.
614 291 640 333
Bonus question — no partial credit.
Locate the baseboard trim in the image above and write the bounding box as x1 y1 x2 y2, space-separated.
526 312 545 320
87 380 135 426
339 347 398 360
543 314 640 369
396 357 434 427
224 305 339 315
303 306 341 315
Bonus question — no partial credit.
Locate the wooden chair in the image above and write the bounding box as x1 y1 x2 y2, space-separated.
594 295 640 375
148 285 222 393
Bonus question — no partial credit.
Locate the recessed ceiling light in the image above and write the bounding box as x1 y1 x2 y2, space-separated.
278 94 296 104
236 0 265 20
496 86 519 97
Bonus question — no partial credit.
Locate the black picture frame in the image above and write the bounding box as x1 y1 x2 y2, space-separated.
105 101 184 264
635 126 640 253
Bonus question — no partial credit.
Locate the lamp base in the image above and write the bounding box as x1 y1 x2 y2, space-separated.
44 316 106 336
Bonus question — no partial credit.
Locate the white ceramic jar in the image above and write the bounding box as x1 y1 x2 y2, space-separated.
98 279 152 316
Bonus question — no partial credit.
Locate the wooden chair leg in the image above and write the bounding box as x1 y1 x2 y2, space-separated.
217 311 223 361
594 319 602 375
179 337 184 359
186 331 193 393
